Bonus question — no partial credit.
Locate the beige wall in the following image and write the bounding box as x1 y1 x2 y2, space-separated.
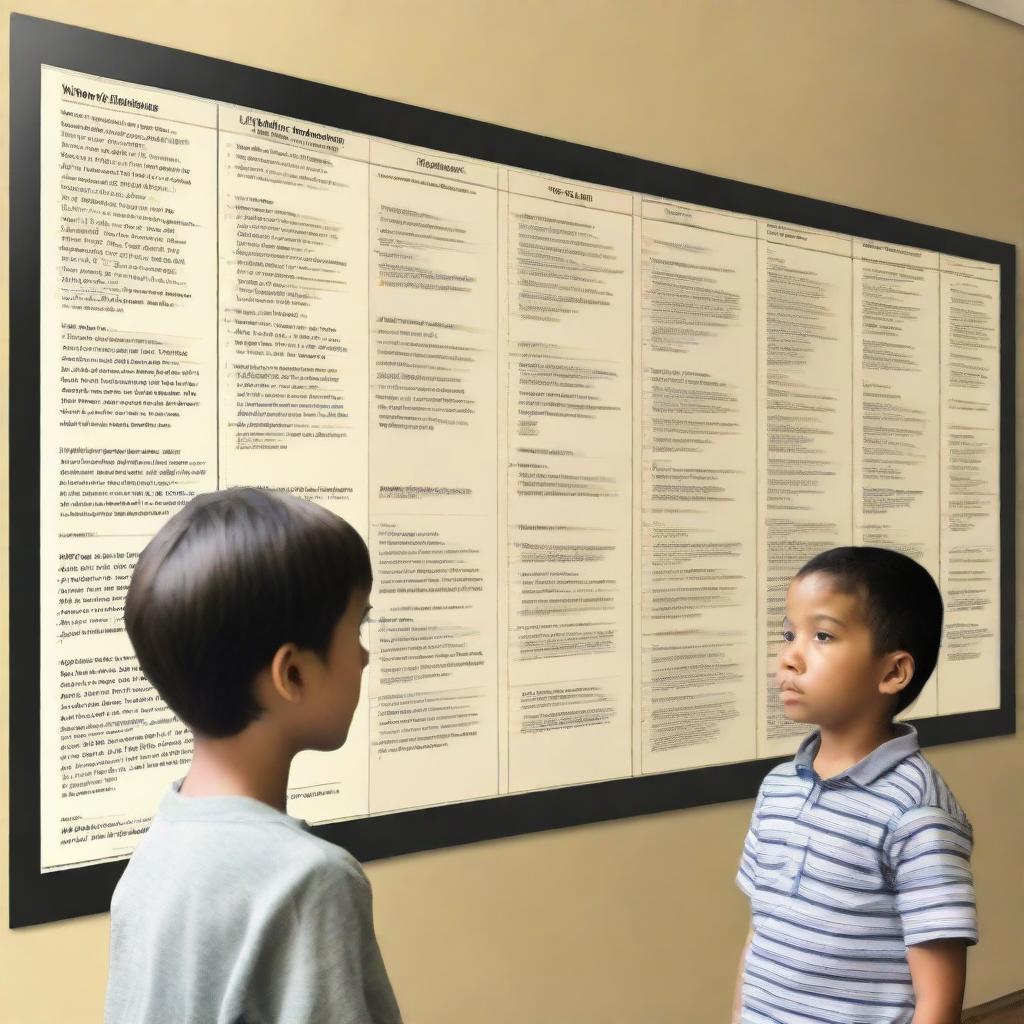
2 1 1022 1020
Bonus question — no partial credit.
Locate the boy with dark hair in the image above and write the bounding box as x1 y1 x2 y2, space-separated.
733 546 976 1024
105 487 402 1024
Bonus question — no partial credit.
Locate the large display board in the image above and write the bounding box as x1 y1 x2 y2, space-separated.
9 15 1016 927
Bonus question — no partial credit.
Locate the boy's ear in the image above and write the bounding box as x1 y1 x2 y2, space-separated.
268 643 308 704
878 650 915 697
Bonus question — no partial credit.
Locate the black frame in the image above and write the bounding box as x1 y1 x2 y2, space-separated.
9 13 1016 928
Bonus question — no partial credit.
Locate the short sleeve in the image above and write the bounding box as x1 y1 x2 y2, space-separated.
250 858 403 1024
885 806 977 948
736 784 765 900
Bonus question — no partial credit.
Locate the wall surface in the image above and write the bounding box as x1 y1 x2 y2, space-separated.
2 2 1022 1021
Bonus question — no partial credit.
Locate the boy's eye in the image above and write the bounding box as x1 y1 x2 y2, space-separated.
781 629 795 643
815 631 833 643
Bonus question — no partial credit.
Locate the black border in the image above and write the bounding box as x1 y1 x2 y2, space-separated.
9 14 1016 928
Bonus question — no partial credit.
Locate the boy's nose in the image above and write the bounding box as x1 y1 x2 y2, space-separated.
778 645 804 674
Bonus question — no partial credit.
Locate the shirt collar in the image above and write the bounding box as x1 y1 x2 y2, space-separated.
793 723 919 786
161 778 310 830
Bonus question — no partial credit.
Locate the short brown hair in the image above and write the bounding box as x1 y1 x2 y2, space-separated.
124 487 372 737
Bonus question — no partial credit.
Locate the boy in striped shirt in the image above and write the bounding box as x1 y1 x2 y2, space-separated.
734 547 977 1024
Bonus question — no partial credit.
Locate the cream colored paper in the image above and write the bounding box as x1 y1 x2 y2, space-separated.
637 200 759 773
217 105 373 822
40 67 218 869
937 257 1001 715
852 242 941 719
756 225 854 759
34 66 1005 870
367 144 500 811
503 171 633 792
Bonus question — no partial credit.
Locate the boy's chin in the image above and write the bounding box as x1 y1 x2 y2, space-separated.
307 729 350 753
781 701 815 724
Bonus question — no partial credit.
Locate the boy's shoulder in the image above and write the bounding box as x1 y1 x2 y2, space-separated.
756 740 970 828
758 758 802 789
747 760 802 816
224 811 369 890
107 789 401 1024
763 760 799 781
879 748 972 829
118 787 369 911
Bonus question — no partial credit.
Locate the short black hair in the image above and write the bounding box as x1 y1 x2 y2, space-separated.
794 546 943 715
124 487 372 737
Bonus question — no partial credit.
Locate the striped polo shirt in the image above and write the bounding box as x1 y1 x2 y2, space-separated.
736 724 977 1024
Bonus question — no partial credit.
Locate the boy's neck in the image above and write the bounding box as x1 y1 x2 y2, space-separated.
178 723 295 813
813 716 898 780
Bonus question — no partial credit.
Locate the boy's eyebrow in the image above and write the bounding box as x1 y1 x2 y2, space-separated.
812 613 846 627
780 613 847 627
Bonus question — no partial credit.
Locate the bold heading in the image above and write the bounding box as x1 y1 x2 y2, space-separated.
62 83 158 113
547 184 593 202
416 157 466 174
237 114 346 146
862 240 920 258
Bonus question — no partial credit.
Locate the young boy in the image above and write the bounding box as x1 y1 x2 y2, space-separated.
734 547 977 1024
105 487 402 1024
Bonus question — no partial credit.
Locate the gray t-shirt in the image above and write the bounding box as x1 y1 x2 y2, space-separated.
105 781 402 1024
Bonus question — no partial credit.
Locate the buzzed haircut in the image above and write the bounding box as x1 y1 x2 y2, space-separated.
124 487 372 737
795 546 943 715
